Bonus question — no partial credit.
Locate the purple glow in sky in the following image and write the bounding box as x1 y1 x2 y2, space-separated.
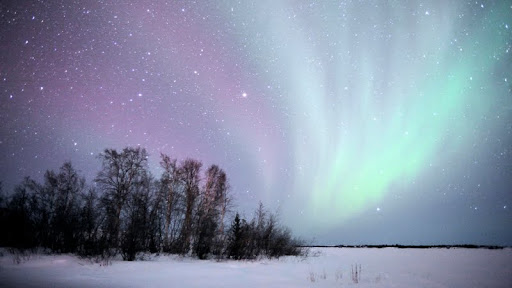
1 1 511 245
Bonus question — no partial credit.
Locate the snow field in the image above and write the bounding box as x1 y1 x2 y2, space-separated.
0 247 511 288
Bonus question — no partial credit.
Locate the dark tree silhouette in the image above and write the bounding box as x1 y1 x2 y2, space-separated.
78 188 102 256
121 174 153 261
3 178 37 249
227 213 244 260
177 158 202 254
194 165 230 258
95 147 149 249
53 162 84 252
0 146 304 260
159 153 181 252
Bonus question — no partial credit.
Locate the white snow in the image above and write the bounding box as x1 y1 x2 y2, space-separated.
1 247 511 288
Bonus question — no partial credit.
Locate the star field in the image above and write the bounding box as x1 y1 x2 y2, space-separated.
1 1 511 245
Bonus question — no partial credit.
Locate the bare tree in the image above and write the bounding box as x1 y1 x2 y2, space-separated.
194 165 222 258
177 158 202 254
253 202 266 255
78 187 102 256
0 145 304 260
95 147 149 248
54 162 85 252
202 165 232 257
121 173 154 260
0 181 4 208
3 178 37 249
159 153 181 251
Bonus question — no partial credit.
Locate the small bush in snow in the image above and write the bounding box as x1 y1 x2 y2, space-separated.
335 268 343 282
351 264 361 284
308 272 316 282
10 248 32 265
320 269 327 280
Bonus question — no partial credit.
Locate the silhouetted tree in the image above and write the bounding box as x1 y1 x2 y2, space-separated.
194 214 217 259
4 178 38 249
31 171 58 249
0 146 304 260
227 213 244 259
78 188 102 256
120 173 156 260
177 158 202 254
53 162 85 252
159 153 182 251
194 165 230 258
253 202 266 255
0 181 5 208
146 178 164 253
95 147 149 249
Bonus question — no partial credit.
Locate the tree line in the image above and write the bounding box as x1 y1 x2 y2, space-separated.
0 147 303 260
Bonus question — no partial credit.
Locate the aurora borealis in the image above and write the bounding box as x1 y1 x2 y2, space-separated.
1 1 511 245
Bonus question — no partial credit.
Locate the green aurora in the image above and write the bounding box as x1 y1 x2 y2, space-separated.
234 1 511 231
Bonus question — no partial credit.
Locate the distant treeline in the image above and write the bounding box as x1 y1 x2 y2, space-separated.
307 245 505 249
0 147 304 260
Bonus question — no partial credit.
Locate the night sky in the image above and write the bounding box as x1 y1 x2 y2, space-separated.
1 1 511 245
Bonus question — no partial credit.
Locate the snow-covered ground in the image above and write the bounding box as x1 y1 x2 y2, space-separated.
1 247 511 288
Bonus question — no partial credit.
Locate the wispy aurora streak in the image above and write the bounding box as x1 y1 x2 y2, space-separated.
230 1 511 230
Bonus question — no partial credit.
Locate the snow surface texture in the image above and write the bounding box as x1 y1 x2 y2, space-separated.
1 247 511 288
